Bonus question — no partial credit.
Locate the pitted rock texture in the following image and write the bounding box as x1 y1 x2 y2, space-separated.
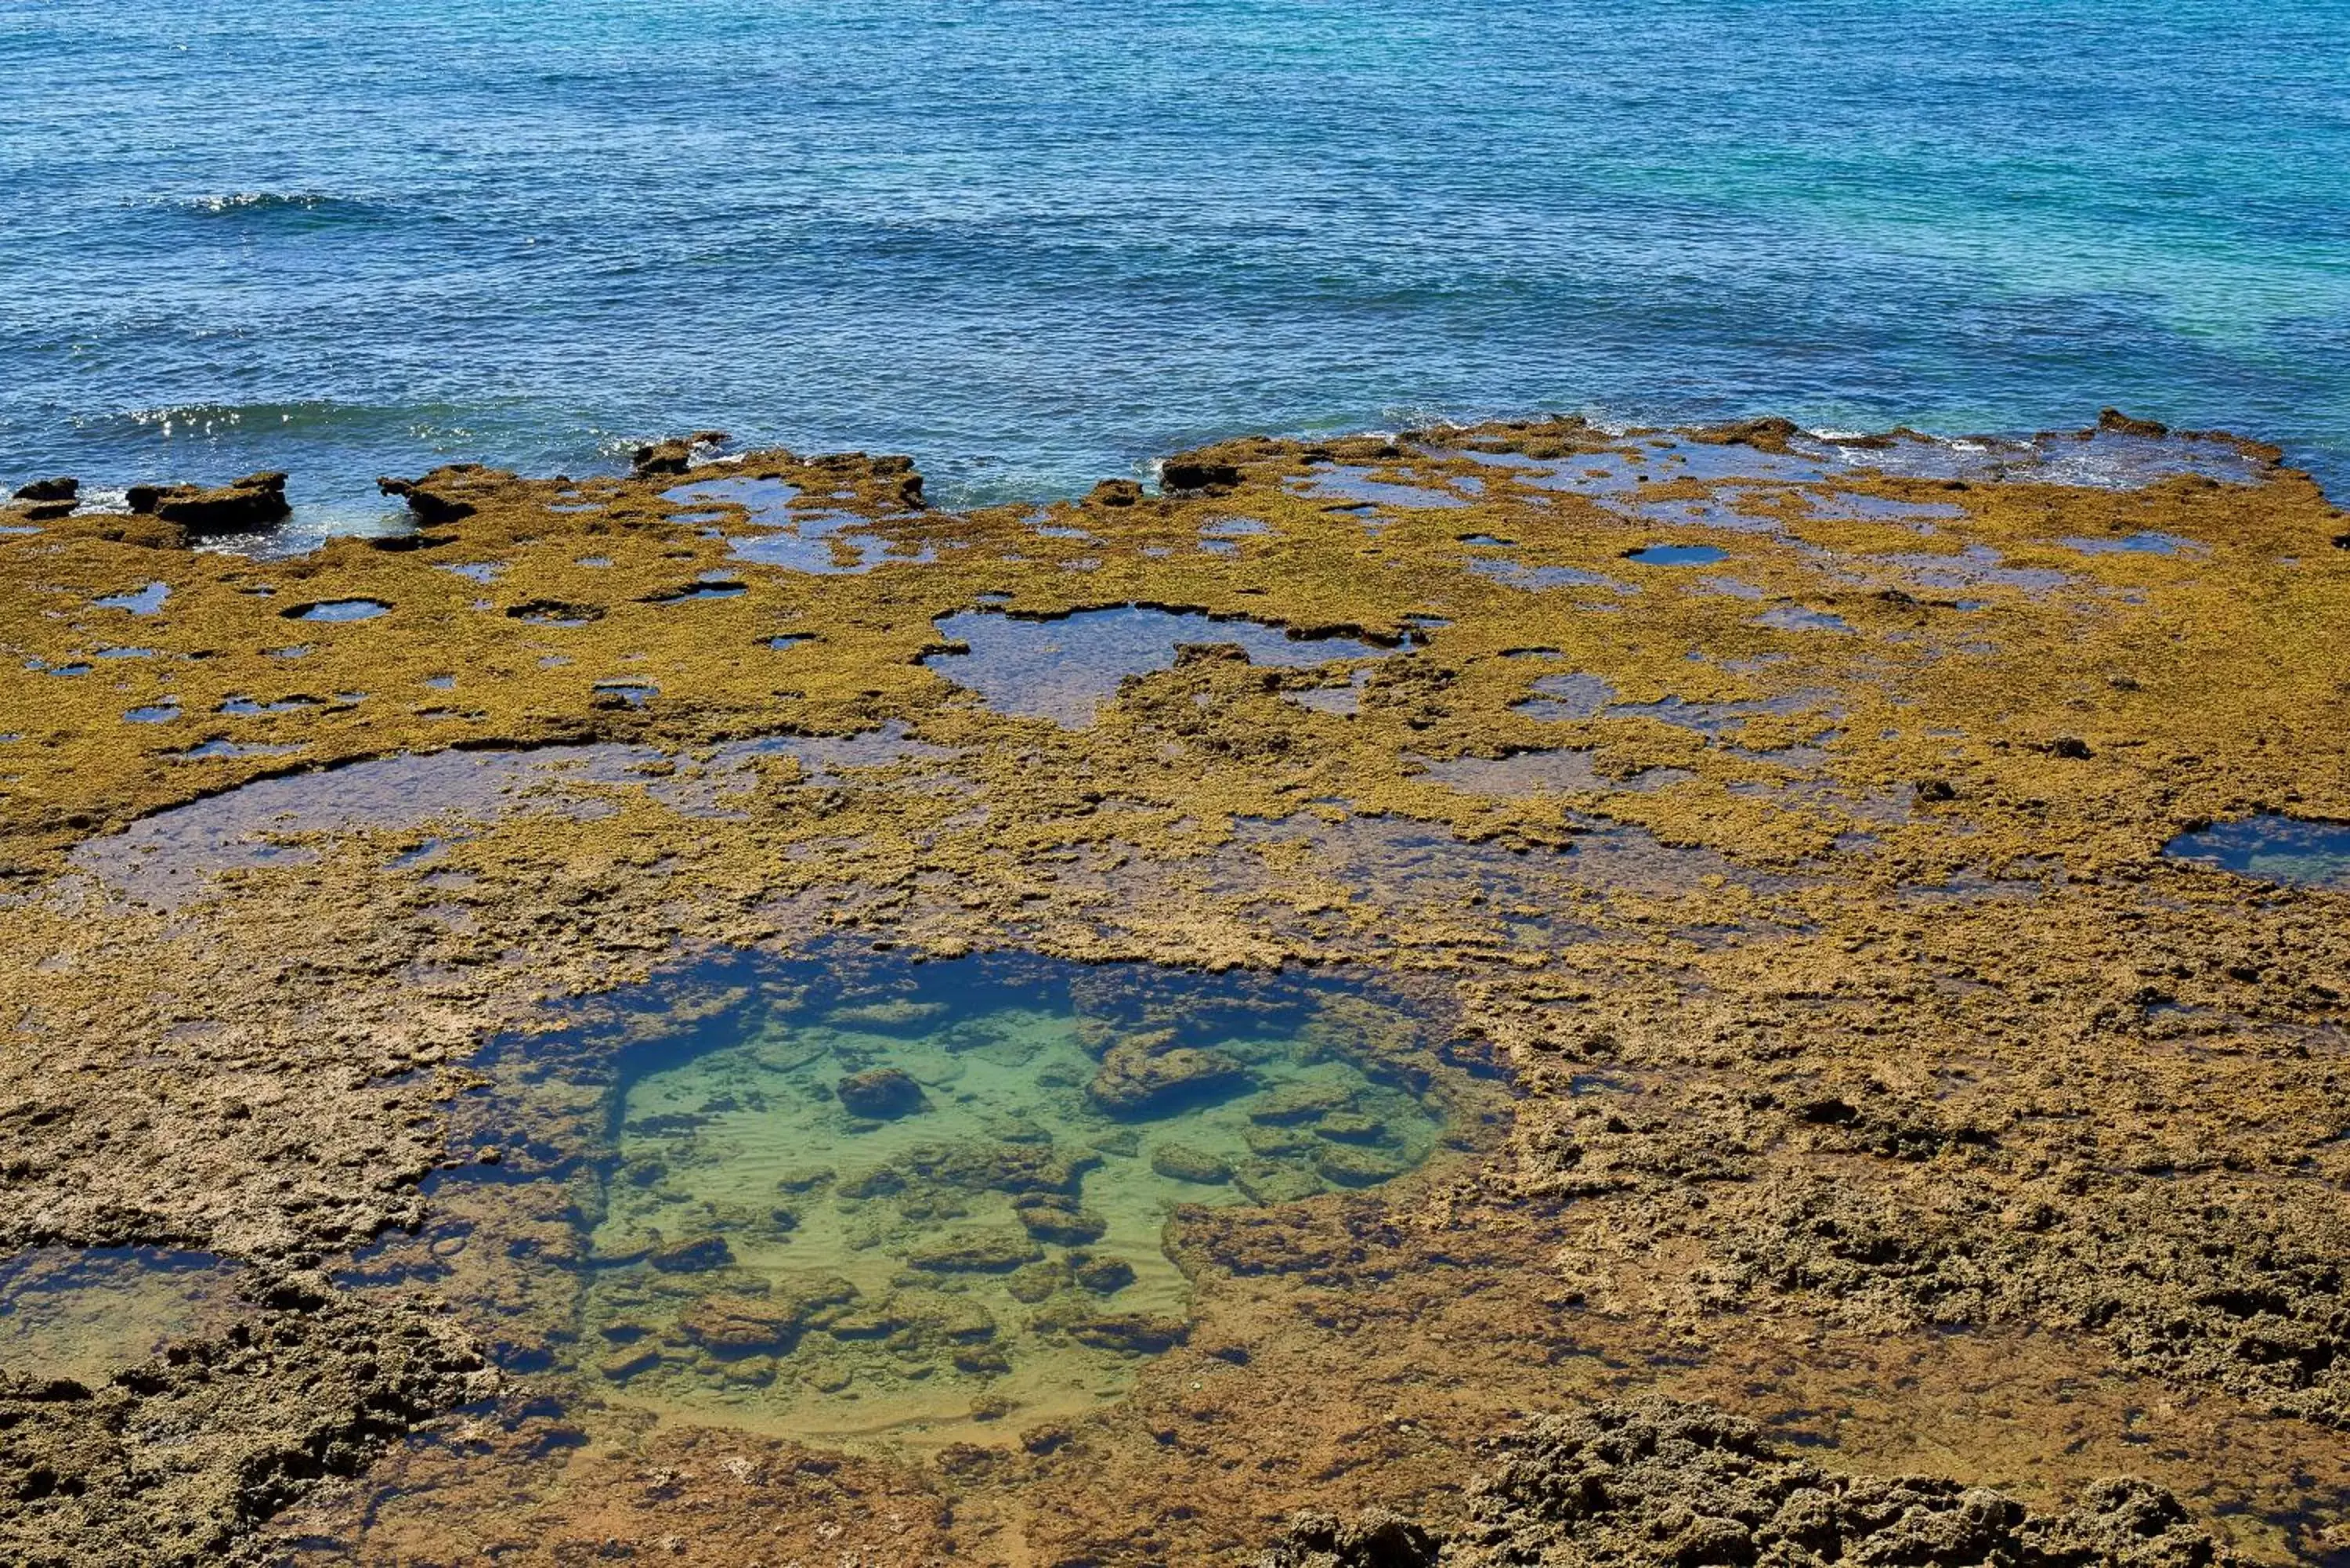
0 1273 485 1567
1261 1399 2227 1568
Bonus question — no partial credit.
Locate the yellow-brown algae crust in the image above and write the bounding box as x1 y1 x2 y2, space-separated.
0 417 2347 1564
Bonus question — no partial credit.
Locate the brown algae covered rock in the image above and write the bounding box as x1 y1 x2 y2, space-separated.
0 414 2345 1562
1261 1398 2229 1568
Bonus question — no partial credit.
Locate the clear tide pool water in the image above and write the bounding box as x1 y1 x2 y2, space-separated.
3 1 2346 517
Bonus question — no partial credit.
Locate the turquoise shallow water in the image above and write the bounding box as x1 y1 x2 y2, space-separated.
2 1 2346 513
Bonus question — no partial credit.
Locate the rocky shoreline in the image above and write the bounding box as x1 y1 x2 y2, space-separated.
2 414 2345 1563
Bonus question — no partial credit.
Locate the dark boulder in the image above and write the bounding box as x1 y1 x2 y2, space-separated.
11 477 77 504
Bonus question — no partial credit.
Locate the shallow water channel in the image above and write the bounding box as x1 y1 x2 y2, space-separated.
2164 815 2350 890
355 948 1488 1451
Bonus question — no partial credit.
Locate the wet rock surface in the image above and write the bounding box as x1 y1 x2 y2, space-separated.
0 1273 483 1567
1262 1398 2228 1567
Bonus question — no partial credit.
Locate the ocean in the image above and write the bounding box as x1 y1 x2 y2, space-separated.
3 0 2346 517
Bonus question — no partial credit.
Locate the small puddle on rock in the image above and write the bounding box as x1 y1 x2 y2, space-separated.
0 1247 243 1386
660 475 800 526
71 728 953 906
93 581 171 616
2164 815 2350 889
1417 750 1692 797
925 605 1403 728
1511 671 1615 722
1468 558 1637 595
1626 544 1729 566
285 598 391 623
352 949 1486 1451
1753 605 1856 634
1285 467 1467 511
2060 531 2204 557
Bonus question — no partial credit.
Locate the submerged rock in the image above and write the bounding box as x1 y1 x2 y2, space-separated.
1007 1259 1072 1302
647 1235 735 1273
1150 1141 1235 1184
1314 1143 1414 1189
1013 1194 1108 1245
906 1231 1046 1273
1314 1111 1395 1147
1089 1034 1253 1118
837 1067 928 1119
1069 1253 1136 1295
680 1294 808 1357
1249 1082 1356 1125
1233 1161 1326 1205
1058 1310 1188 1354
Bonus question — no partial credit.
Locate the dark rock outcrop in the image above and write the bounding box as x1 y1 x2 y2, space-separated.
376 475 476 525
1260 1510 1442 1568
1693 416 1802 453
630 431 730 477
1163 458 1242 493
126 471 291 536
2099 407 2171 439
10 477 77 504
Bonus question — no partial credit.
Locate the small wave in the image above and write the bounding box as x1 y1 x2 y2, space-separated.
97 399 483 443
159 192 389 225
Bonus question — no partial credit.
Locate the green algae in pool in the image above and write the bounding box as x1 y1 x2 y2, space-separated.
544 954 1460 1447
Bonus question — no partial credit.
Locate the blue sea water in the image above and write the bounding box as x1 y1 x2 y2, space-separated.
2 1 2347 516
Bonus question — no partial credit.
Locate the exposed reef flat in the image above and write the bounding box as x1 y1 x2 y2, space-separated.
2 414 2348 1564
